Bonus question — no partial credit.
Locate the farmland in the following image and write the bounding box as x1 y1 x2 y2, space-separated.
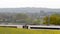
0 27 60 34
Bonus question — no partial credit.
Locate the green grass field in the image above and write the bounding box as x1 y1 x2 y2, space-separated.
0 27 60 34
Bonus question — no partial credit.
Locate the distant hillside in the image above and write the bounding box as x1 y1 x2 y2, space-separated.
0 8 60 13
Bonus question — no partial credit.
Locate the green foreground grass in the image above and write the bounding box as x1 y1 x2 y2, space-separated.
0 27 60 34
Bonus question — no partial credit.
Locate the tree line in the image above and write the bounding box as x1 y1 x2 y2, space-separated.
0 12 60 25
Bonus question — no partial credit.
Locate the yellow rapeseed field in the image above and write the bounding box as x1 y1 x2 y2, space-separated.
0 27 60 34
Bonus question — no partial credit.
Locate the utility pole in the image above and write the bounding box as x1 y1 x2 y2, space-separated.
40 10 44 25
39 11 41 25
47 12 51 25
48 15 50 25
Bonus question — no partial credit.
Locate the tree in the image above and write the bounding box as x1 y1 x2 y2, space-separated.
32 18 40 25
15 13 28 20
43 14 60 25
25 18 32 24
13 13 29 23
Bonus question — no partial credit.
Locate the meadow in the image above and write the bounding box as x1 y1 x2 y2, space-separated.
0 27 60 34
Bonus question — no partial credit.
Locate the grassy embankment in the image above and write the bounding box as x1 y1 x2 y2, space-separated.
0 27 60 34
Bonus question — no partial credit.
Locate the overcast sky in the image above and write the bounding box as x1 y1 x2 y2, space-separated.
0 0 60 8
